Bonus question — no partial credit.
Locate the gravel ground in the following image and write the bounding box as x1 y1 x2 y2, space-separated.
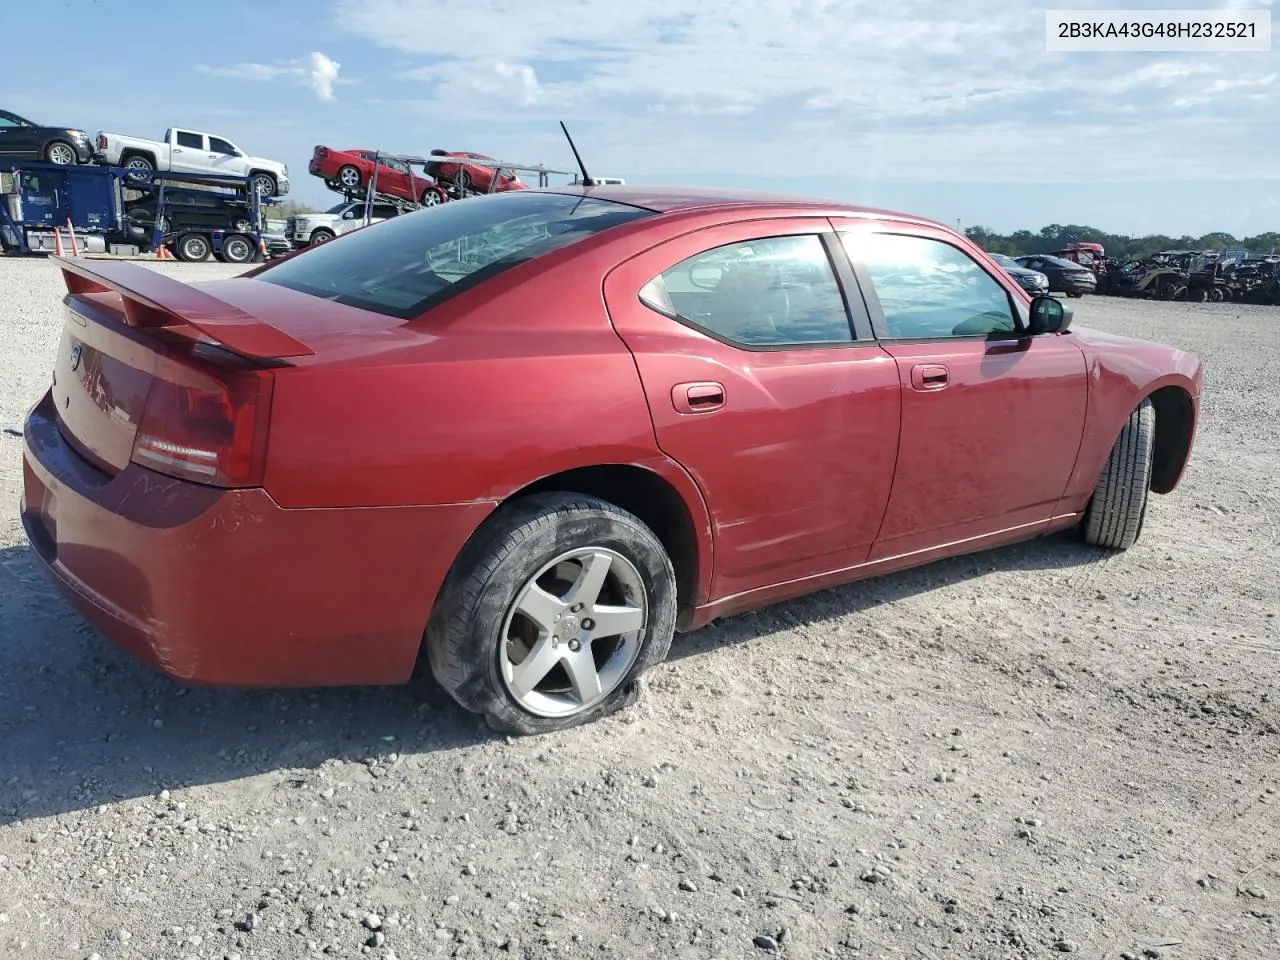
0 257 1277 960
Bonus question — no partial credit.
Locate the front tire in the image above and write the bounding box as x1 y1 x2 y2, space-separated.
424 493 677 735
46 141 78 164
249 173 276 197
1081 398 1156 550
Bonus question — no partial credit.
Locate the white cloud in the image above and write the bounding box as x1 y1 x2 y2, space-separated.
307 52 342 101
196 51 343 101
332 0 1280 183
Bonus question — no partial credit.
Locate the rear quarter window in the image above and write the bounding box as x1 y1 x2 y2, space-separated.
255 192 654 319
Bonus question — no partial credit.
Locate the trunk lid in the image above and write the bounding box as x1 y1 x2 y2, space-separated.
48 258 316 479
48 257 427 480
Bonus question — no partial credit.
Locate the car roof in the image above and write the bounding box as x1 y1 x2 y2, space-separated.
532 184 950 228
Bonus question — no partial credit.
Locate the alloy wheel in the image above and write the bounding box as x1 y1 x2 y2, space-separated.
499 547 647 718
47 143 76 164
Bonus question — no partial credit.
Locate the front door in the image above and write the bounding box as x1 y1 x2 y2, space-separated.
207 135 249 177
365 155 410 199
834 224 1089 560
603 218 902 600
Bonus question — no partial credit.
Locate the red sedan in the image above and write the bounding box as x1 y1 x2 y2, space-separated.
20 187 1202 735
308 145 447 206
426 149 527 194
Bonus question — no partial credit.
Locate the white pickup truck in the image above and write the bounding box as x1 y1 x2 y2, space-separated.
286 199 410 249
93 127 290 197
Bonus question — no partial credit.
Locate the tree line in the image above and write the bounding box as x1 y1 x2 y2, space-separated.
963 224 1280 260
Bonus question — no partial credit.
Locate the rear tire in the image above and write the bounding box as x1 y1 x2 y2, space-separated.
1081 398 1156 551
122 153 155 182
337 165 362 193
220 234 254 264
424 492 677 735
175 232 210 262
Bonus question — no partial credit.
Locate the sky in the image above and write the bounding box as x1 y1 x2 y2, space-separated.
7 0 1279 239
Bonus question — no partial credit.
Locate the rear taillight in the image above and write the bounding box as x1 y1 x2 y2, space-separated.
130 353 273 487
97 134 107 149
314 146 327 157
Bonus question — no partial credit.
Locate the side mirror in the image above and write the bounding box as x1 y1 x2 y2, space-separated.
1027 295 1073 334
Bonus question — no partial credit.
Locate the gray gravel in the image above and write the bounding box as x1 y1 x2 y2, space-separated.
0 256 1277 959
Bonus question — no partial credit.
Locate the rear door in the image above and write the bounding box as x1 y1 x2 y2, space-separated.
834 222 1089 560
170 130 206 174
603 217 902 600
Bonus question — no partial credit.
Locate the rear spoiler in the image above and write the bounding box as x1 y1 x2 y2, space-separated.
53 256 315 361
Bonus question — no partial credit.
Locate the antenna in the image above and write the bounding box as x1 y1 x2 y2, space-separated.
560 121 594 187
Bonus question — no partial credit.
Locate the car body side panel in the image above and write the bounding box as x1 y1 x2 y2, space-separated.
1056 326 1203 510
868 336 1089 559
244 238 668 491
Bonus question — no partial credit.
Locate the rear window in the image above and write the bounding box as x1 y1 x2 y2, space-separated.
256 192 654 318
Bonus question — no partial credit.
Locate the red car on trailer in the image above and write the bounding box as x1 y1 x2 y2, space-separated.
308 145 446 205
426 150 528 194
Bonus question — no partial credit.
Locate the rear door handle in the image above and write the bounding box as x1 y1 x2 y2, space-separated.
672 381 725 414
910 364 949 391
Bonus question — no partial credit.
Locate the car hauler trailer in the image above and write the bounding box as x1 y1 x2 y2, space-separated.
1 161 265 261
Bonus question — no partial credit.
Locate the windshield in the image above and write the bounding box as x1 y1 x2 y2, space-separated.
325 202 353 215
257 192 655 318
988 253 1016 268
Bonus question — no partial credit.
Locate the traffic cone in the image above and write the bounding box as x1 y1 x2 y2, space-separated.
53 228 64 257
65 219 79 256
155 243 173 260
257 236 268 260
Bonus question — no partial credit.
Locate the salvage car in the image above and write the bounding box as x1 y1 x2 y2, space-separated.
19 187 1202 735
308 146 447 206
0 108 93 164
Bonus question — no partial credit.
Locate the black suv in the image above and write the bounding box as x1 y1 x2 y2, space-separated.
0 109 93 165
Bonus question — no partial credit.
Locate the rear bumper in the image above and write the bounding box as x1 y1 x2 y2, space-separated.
20 390 494 688
1056 276 1097 294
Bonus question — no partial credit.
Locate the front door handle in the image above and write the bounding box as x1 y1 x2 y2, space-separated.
910 364 949 391
672 381 725 414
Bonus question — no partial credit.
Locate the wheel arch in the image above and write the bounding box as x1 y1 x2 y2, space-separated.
43 137 77 159
442 462 714 631
1145 383 1197 494
120 147 157 166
